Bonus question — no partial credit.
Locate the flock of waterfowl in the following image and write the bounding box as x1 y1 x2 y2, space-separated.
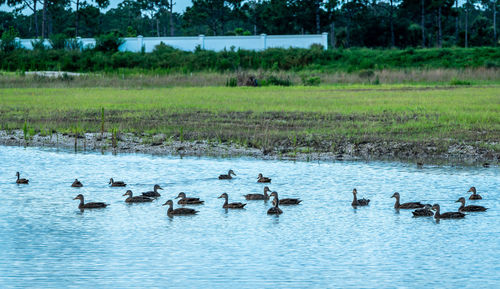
15 170 488 219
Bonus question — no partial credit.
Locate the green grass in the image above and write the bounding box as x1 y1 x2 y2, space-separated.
0 85 499 153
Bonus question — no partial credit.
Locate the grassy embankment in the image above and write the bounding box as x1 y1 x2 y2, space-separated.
1 85 499 155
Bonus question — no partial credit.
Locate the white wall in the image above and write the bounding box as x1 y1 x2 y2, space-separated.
12 33 328 52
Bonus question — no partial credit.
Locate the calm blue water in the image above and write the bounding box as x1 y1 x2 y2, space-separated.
0 145 498 288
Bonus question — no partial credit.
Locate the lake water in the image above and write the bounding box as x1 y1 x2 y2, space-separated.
0 145 498 288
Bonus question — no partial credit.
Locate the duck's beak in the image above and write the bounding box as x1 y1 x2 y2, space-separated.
455 199 460 203
73 196 79 200
162 202 167 206
218 195 223 199
175 195 180 199
159 187 163 190
122 193 127 196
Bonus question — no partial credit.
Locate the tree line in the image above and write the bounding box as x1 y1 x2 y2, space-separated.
1 0 498 48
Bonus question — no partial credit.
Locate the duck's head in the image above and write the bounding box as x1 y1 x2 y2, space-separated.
257 173 263 179
74 179 79 182
228 170 236 176
122 190 133 197
455 197 466 204
175 192 186 199
431 204 440 211
264 186 270 193
218 193 228 199
468 187 476 194
73 194 84 200
352 188 358 195
154 184 163 190
269 191 279 198
109 178 114 184
16 172 20 177
391 192 400 199
162 200 173 206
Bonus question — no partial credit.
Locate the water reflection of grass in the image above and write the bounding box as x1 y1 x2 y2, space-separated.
1 85 499 152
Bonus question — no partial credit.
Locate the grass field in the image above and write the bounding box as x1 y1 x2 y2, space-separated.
1 85 499 154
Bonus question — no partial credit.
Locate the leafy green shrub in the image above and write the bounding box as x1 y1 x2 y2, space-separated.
95 32 124 53
261 75 292 86
226 77 237 87
31 38 46 50
449 78 472 86
49 33 67 50
66 38 83 51
302 76 321 86
1 27 19 52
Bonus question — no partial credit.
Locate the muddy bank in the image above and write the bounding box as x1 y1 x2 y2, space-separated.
0 130 498 166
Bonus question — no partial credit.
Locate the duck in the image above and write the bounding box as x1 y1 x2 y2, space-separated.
142 184 163 198
162 200 198 216
218 170 236 180
431 204 465 219
175 192 204 205
272 191 302 205
468 187 482 200
456 197 487 212
351 188 370 206
412 204 434 217
109 178 126 187
218 193 246 209
245 186 271 200
267 192 283 215
122 190 153 203
73 194 108 209
391 192 424 209
257 173 271 183
15 172 29 184
71 179 83 187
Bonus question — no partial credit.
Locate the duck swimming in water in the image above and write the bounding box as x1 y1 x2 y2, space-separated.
245 186 271 200
391 192 424 209
468 187 482 200
175 192 204 205
412 204 434 217
123 190 153 203
73 194 108 209
142 184 162 198
271 191 302 205
267 192 283 215
218 170 236 180
163 200 198 216
218 193 246 209
71 179 83 187
257 173 271 183
109 178 126 187
15 172 29 184
351 188 370 206
456 197 487 212
431 204 465 219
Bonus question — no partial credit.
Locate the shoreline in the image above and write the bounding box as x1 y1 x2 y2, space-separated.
1 130 497 166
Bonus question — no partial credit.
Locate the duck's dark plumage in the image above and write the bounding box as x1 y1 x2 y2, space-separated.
123 190 153 203
351 189 370 206
391 192 424 209
245 186 271 200
176 192 204 204
432 204 465 219
163 200 198 215
257 173 271 183
412 205 434 217
267 192 283 215
71 179 83 187
271 191 301 205
218 193 246 209
109 178 126 187
468 187 482 200
73 194 108 209
456 197 487 212
142 184 162 198
16 172 29 184
218 170 236 180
